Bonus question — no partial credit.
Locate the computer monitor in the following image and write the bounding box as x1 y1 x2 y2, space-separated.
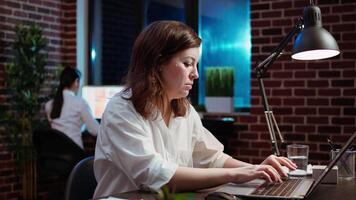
81 85 124 119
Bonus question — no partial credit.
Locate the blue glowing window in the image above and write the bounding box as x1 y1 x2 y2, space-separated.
198 0 251 111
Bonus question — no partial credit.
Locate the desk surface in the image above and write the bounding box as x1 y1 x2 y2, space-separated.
113 178 356 200
307 178 355 200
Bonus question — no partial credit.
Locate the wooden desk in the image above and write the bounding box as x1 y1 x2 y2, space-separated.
113 178 356 200
307 178 356 200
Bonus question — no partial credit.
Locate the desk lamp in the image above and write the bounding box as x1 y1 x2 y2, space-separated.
255 1 340 156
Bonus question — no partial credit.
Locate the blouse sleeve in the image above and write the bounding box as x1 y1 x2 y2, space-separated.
97 99 178 191
191 109 231 168
79 99 100 136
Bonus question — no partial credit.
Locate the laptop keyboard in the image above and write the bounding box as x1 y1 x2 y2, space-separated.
251 178 303 197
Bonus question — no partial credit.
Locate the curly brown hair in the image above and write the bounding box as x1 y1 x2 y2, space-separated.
124 20 201 119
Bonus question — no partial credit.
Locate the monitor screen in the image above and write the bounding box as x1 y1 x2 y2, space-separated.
82 85 124 119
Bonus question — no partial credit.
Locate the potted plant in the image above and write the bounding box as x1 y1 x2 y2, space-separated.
2 24 48 199
205 66 234 113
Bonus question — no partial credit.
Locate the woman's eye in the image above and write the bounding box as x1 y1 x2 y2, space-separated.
184 62 193 67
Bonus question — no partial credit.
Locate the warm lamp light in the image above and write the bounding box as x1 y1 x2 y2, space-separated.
255 2 340 156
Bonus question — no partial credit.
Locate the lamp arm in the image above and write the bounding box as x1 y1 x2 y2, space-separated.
254 18 303 156
255 18 303 78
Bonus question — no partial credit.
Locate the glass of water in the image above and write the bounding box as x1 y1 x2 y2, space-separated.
287 144 309 176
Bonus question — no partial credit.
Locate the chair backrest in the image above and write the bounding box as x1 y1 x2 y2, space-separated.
202 119 235 154
65 156 97 200
33 128 87 176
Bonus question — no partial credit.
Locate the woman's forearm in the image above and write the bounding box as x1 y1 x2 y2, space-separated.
167 158 254 191
167 166 233 191
223 157 253 168
167 156 287 192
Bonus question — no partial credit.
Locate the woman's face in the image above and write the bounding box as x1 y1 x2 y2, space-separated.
70 78 80 93
160 47 200 101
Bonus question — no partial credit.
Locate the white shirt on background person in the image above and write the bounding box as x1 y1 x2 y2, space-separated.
93 92 230 198
45 89 99 149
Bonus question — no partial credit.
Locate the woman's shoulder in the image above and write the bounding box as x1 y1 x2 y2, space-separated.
62 90 85 104
104 91 137 117
187 104 199 116
71 94 89 107
182 103 201 122
107 91 131 107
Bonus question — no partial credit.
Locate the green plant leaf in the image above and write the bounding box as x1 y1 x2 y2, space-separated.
1 23 48 175
205 66 234 97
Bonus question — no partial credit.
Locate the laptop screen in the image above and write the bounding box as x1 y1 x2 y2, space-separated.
82 85 124 119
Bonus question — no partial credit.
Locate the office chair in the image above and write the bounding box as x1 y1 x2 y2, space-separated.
65 156 97 200
33 128 87 177
202 119 235 154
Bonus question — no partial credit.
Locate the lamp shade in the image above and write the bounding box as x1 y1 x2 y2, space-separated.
292 5 340 60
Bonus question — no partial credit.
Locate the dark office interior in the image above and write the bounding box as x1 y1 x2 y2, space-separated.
0 0 355 199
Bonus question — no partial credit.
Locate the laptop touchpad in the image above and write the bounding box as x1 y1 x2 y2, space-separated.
215 179 265 196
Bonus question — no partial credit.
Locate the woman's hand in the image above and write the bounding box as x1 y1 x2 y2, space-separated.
261 155 297 177
230 155 298 184
230 164 284 184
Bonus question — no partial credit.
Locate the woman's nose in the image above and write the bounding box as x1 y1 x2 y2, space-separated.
190 67 199 79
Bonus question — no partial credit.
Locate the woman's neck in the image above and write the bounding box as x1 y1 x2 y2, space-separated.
158 100 172 127
63 87 77 94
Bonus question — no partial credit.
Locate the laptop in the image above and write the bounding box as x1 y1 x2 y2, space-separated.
214 133 356 199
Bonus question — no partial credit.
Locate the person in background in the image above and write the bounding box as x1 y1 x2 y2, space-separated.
45 67 99 149
93 21 297 198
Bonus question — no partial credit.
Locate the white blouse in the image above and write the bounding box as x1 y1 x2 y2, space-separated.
45 89 99 149
93 92 230 198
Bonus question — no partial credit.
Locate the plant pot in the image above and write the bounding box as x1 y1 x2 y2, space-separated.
205 96 234 113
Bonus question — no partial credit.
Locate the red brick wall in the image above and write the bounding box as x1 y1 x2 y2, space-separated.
0 0 76 199
231 0 356 164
